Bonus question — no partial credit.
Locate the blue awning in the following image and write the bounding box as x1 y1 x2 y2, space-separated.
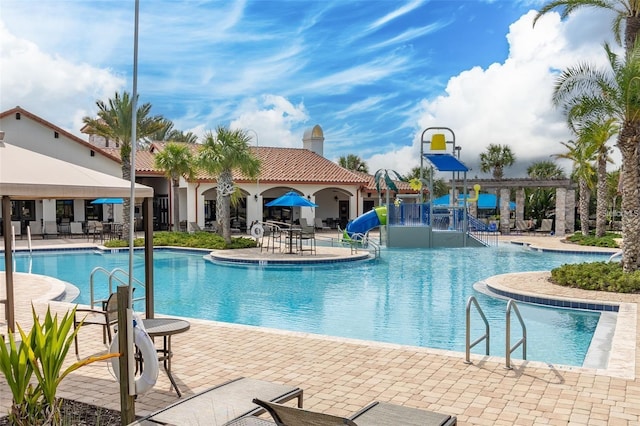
433 194 515 210
424 154 469 172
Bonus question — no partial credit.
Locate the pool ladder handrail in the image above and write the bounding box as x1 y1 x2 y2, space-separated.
465 296 490 363
89 266 145 309
505 299 527 369
465 297 527 369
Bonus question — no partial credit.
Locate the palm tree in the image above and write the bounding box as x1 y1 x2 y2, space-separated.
338 154 369 173
525 161 566 224
555 139 597 236
570 117 617 237
197 126 261 243
152 119 199 144
553 42 640 271
534 0 640 56
526 160 566 179
479 144 515 179
606 168 622 228
82 91 164 238
154 143 195 231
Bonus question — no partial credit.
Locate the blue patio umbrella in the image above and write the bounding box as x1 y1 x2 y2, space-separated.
91 198 124 204
266 191 318 253
265 191 318 209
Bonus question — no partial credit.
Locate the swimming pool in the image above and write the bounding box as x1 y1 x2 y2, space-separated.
4 244 612 366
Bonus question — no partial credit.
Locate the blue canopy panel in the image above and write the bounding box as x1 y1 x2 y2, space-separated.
424 154 469 172
432 194 516 210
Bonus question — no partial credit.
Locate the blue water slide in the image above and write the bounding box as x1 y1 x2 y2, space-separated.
344 206 386 239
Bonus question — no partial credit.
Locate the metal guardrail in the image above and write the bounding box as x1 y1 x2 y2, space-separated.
505 299 527 369
89 266 145 309
465 296 490 363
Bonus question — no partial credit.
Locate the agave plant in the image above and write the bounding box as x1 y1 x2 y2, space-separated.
0 306 117 425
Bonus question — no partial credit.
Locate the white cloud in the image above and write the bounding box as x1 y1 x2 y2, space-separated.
0 21 125 137
229 95 309 148
367 8 621 177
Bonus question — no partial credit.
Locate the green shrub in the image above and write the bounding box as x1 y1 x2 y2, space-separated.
104 231 257 250
566 232 620 248
550 261 640 293
0 306 117 425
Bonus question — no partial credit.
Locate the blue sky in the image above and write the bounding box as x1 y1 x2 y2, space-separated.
0 0 619 177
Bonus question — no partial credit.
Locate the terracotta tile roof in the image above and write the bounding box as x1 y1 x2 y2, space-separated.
352 171 415 193
144 143 367 185
242 147 366 185
0 106 121 163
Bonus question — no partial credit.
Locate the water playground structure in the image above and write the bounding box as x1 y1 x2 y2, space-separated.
344 127 492 248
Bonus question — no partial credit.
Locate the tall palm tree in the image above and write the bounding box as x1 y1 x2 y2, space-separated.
570 117 617 237
534 0 640 56
555 139 597 235
154 143 195 231
553 42 640 271
197 126 261 243
479 144 515 179
338 154 369 173
82 91 164 238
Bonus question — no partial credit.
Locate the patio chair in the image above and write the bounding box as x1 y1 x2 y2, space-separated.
262 223 283 253
515 219 533 234
87 220 103 242
535 218 553 234
314 217 330 231
189 221 202 232
73 292 118 356
253 398 457 426
127 377 303 426
28 220 42 239
70 222 84 238
43 220 58 239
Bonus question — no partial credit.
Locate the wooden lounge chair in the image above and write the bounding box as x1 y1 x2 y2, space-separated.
253 398 456 426
128 377 303 426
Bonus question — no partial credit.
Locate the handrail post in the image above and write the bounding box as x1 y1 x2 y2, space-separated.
465 296 490 364
505 299 527 369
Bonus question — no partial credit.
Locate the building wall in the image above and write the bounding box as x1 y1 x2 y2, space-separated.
0 114 121 176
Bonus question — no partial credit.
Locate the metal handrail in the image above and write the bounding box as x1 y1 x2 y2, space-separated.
465 296 490 363
89 266 145 309
505 299 527 369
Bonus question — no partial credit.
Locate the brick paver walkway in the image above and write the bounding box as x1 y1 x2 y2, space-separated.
1 235 638 425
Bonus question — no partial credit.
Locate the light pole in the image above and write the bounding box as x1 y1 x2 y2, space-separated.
247 129 260 222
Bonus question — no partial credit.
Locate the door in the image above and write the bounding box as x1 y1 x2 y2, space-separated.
339 200 349 229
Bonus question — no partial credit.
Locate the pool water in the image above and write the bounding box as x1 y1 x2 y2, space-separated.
4 244 611 366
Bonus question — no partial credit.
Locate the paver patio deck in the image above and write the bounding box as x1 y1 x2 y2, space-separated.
0 234 638 425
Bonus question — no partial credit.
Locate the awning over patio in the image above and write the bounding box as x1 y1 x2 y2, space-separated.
0 142 153 199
